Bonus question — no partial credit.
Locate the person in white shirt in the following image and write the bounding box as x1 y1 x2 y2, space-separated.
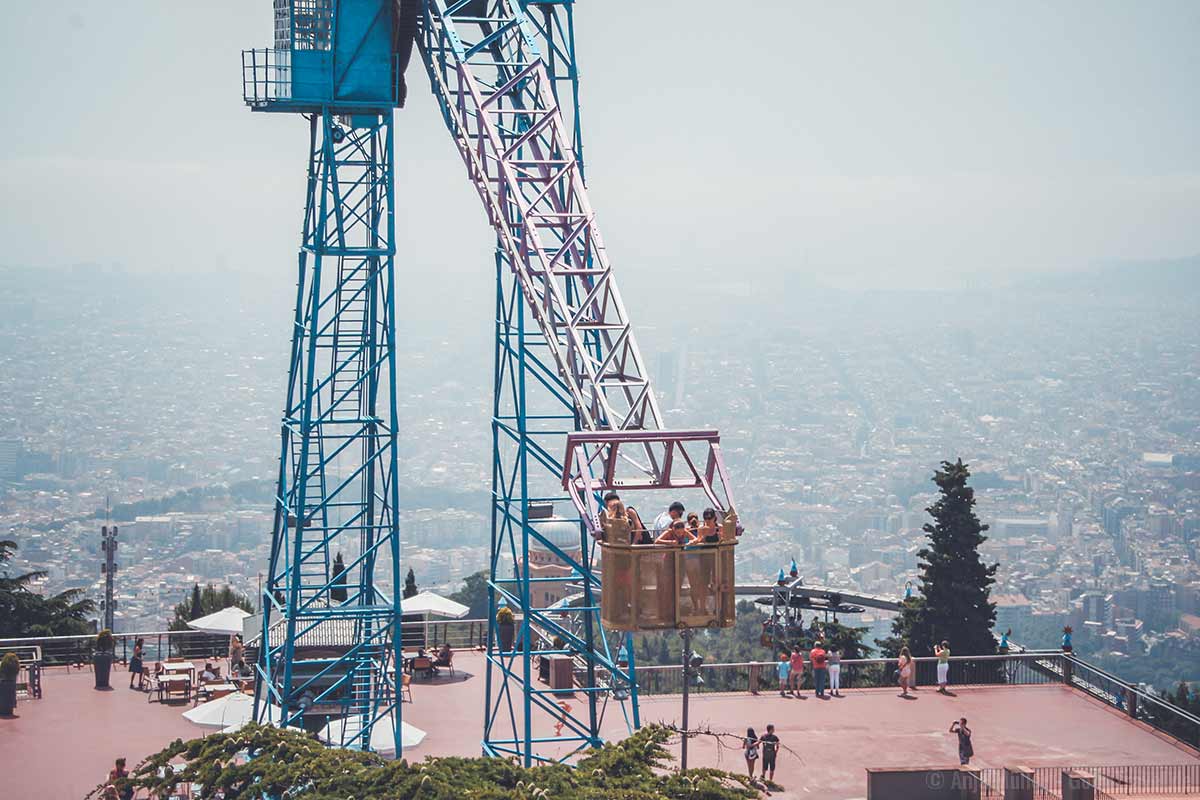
652 501 686 534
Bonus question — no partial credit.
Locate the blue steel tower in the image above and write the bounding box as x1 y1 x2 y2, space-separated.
420 0 647 765
242 0 416 753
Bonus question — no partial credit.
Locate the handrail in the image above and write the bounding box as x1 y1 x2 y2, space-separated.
1066 655 1200 727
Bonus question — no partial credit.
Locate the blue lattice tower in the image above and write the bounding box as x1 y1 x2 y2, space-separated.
419 0 745 766
242 0 416 754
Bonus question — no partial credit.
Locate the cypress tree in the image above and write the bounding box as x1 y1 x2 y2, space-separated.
330 553 348 603
403 567 419 599
891 459 998 656
189 583 203 620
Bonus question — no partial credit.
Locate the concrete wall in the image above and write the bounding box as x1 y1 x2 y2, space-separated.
866 767 981 800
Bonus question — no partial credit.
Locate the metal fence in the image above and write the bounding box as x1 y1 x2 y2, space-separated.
1024 764 1200 795
0 629 230 668
975 765 1200 798
0 618 491 671
1066 657 1200 750
635 653 1067 696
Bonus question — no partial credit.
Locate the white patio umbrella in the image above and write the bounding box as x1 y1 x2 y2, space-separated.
184 691 255 728
187 606 252 636
400 591 469 619
321 715 426 756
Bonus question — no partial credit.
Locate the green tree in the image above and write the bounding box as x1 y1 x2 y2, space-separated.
189 583 203 620
448 570 490 619
169 583 254 631
886 460 998 657
330 553 348 603
0 539 95 637
89 722 760 800
403 566 419 599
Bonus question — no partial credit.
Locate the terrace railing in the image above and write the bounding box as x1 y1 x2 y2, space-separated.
1064 656 1200 750
634 653 1068 696
0 617 491 671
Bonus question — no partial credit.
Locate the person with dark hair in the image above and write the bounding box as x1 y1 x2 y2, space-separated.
759 723 780 782
742 727 760 778
654 519 695 546
828 646 843 697
108 757 133 800
652 501 686 534
626 506 652 544
810 640 829 698
603 491 621 508
949 718 973 764
128 638 145 690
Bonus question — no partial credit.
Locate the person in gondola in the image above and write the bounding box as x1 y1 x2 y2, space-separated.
626 506 653 545
685 507 722 615
654 521 694 622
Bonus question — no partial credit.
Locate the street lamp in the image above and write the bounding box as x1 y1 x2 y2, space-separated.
679 630 705 771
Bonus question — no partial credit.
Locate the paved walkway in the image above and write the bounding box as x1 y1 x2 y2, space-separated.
3 654 1196 799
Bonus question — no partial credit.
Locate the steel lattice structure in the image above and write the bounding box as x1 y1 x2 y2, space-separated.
419 0 738 765
243 1 408 756
241 0 738 764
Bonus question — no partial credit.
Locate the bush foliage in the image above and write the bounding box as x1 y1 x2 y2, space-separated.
90 723 761 800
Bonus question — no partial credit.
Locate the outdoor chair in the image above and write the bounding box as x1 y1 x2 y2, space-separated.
410 656 438 679
401 672 413 703
434 652 454 676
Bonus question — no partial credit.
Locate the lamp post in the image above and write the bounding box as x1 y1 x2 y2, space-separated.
679 629 704 771
100 525 118 631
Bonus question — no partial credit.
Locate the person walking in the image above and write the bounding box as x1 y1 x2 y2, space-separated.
759 723 780 783
898 647 915 698
828 646 843 697
949 718 974 765
935 640 951 694
810 640 829 698
776 652 791 696
128 638 145 690
742 727 760 779
229 634 245 670
788 645 805 697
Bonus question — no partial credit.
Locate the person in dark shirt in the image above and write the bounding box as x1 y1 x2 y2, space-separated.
758 723 780 782
949 718 973 765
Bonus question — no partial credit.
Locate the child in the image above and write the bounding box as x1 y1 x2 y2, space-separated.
788 645 806 697
777 652 791 696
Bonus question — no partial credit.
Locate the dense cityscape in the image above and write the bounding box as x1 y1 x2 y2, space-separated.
2 258 1196 689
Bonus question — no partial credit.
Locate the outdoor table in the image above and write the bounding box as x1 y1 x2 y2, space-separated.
203 682 238 701
157 674 192 703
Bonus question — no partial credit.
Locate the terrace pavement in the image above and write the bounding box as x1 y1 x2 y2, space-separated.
3 651 1196 799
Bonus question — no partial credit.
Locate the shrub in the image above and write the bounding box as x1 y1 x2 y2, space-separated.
96 629 115 652
84 723 761 800
0 653 19 680
496 606 515 624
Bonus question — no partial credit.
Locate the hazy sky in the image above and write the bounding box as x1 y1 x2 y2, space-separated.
2 1 1198 292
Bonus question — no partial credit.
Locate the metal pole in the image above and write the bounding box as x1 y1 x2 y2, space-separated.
681 628 692 771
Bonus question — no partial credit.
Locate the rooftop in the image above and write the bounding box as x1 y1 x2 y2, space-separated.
4 651 1197 799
